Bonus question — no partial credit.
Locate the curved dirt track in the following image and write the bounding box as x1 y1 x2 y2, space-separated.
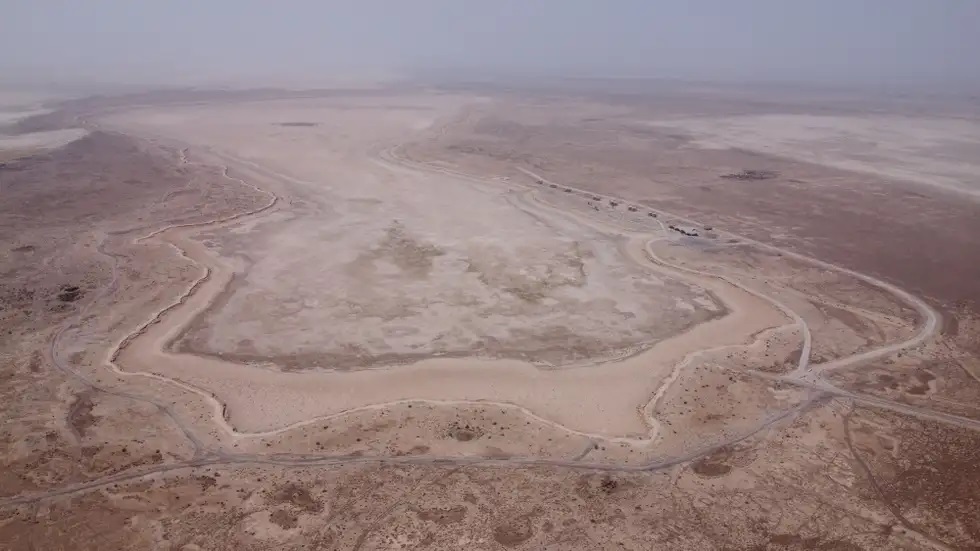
2 392 822 509
509 166 940 366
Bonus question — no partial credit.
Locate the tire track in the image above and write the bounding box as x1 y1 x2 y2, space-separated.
0 394 825 508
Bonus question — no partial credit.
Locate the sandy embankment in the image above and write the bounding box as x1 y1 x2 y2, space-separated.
113 158 787 441
0 106 88 153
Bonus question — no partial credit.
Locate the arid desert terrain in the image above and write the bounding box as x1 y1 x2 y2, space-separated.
1 81 979 550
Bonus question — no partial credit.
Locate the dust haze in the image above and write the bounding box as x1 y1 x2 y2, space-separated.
2 0 979 87
2 2 980 551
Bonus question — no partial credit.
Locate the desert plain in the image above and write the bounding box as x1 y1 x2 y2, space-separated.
0 81 979 550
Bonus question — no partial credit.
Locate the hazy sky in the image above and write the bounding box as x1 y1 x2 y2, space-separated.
2 0 978 86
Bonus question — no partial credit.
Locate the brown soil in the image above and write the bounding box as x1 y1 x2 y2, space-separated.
811 301 874 338
269 483 322 513
851 408 980 547
413 505 467 525
269 509 299 529
493 516 535 547
67 392 97 438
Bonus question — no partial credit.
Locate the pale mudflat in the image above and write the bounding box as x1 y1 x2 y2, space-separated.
651 113 980 197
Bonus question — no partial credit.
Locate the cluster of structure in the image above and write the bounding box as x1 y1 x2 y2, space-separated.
535 177 710 235
721 169 778 181
668 225 700 237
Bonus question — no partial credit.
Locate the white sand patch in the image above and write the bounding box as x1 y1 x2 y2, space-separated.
652 114 980 197
0 108 51 125
0 128 88 150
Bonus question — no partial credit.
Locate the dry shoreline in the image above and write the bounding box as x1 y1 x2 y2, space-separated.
96 115 946 452
110 148 788 441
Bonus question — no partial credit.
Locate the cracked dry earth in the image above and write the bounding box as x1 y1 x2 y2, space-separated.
1 87 979 550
